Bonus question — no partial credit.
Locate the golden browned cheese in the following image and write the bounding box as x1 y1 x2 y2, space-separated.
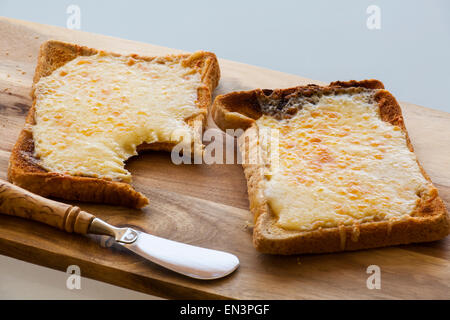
256 92 435 231
32 52 203 182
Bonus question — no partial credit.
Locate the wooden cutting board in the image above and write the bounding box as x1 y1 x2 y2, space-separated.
0 17 449 299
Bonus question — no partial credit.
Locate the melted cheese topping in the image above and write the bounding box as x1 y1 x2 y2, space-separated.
256 92 434 231
33 52 203 182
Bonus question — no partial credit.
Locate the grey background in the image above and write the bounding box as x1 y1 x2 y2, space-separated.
0 0 449 299
1 0 450 113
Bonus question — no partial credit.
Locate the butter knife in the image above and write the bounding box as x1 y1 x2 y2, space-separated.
0 179 239 280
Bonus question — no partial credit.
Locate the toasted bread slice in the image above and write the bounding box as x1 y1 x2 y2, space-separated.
212 80 449 254
8 40 220 208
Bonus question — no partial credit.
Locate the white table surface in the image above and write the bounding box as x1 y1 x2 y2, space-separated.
0 255 157 299
0 0 449 299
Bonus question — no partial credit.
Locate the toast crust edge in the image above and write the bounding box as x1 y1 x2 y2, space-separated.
212 79 450 254
8 40 220 209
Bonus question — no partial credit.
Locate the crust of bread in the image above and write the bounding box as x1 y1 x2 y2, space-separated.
211 79 450 254
8 40 220 209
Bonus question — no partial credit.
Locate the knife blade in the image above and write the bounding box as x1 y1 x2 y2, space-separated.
0 179 239 280
88 218 239 280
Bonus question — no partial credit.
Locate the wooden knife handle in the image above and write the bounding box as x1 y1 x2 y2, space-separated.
0 179 95 234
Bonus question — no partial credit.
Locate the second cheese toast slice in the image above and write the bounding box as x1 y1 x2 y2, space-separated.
212 80 449 254
8 40 220 208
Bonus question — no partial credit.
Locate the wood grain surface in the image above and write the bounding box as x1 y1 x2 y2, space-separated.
0 17 448 299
